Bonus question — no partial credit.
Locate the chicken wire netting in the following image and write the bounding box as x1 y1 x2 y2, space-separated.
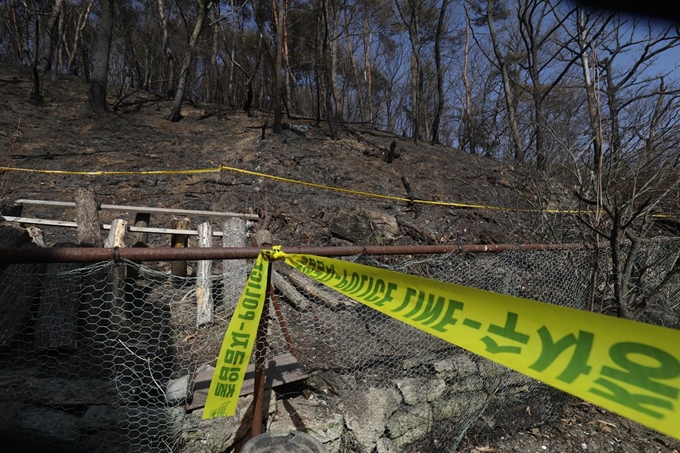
1 239 679 453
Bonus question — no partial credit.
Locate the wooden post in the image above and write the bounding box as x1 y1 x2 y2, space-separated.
127 212 150 282
36 189 102 350
170 217 190 277
75 188 102 247
105 219 128 327
196 222 213 327
130 212 151 247
222 218 248 309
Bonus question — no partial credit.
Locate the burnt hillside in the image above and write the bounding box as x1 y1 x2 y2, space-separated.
0 62 580 248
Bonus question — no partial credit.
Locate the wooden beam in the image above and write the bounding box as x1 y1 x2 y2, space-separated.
105 219 128 327
15 199 259 220
185 354 307 412
0 216 229 236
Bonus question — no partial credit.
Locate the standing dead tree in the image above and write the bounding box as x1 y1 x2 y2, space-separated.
89 0 115 113
169 0 215 122
570 12 680 319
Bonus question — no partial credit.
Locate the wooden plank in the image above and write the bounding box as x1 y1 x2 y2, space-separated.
0 216 228 236
185 354 307 412
0 216 79 228
15 199 259 220
196 222 213 327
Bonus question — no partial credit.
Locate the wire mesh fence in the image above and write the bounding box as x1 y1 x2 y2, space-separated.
1 239 679 452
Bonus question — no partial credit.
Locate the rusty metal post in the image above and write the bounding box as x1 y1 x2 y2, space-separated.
268 282 297 358
250 264 271 439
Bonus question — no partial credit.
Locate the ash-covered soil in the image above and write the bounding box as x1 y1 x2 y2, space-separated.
1 62 579 249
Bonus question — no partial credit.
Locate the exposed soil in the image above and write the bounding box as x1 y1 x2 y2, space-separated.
1 62 679 452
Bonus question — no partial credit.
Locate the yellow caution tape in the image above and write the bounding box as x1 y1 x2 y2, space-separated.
275 252 680 440
0 166 221 176
1 164 677 217
203 253 270 419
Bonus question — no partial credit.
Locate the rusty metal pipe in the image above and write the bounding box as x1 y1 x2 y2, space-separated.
0 242 599 264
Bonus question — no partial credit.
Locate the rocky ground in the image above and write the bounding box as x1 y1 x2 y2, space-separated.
1 62 679 452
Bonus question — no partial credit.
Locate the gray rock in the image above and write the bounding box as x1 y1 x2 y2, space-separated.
433 354 479 379
394 377 445 405
376 437 401 453
268 394 343 453
330 209 398 244
166 374 190 405
81 405 120 429
182 395 254 453
306 370 356 397
386 402 432 447
22 377 118 405
432 392 489 422
18 405 81 444
344 387 402 453
242 430 328 453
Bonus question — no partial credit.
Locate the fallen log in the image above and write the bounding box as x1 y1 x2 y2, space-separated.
278 266 354 310
271 269 309 311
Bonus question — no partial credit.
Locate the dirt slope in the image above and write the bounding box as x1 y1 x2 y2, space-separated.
1 62 579 248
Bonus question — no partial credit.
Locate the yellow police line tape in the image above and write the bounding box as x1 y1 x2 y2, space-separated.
1 164 677 217
203 248 680 441
203 253 270 419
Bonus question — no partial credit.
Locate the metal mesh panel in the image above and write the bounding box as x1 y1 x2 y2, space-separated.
1 240 679 452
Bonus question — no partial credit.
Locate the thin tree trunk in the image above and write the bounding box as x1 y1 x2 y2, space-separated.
31 0 41 106
577 9 603 174
39 0 64 72
329 0 343 123
431 0 449 144
314 16 323 125
394 0 422 143
66 0 94 75
463 2 475 154
346 30 365 124
487 0 523 161
273 0 285 133
88 0 115 113
209 9 220 103
282 0 297 114
169 0 214 122
228 0 237 106
320 0 338 139
9 0 29 65
53 7 64 81
603 59 622 170
157 0 170 96
363 14 373 127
